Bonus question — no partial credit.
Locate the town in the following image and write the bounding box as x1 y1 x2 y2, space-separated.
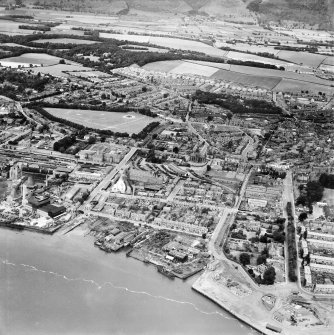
0 1 334 334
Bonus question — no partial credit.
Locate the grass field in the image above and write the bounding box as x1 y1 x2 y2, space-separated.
143 59 333 92
33 38 101 45
143 60 183 72
28 64 88 77
100 33 229 57
45 108 155 134
322 57 334 66
226 50 289 66
320 64 334 73
170 62 219 77
211 69 281 90
276 50 327 68
0 53 68 68
273 79 333 95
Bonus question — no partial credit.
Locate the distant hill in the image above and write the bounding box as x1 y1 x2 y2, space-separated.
245 0 334 29
11 0 334 29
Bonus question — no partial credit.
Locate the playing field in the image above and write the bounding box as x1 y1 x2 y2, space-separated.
45 108 155 134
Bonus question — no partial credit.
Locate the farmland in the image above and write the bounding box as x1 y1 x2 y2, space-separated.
143 59 334 92
45 108 155 133
211 69 281 90
274 79 333 95
28 63 88 77
322 57 334 66
276 50 328 68
33 38 101 45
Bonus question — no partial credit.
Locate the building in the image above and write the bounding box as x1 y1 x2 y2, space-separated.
37 204 66 218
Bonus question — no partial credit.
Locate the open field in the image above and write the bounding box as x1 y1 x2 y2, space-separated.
33 38 101 45
170 62 219 77
274 79 334 95
212 69 281 90
215 42 281 56
143 60 183 72
143 59 334 92
276 50 328 68
0 53 70 67
320 64 334 73
28 63 88 77
0 43 41 49
322 57 334 66
0 20 35 35
100 32 230 57
225 50 289 66
45 108 155 133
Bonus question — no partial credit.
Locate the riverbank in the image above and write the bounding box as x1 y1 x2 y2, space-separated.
192 260 334 335
192 274 271 335
0 228 252 335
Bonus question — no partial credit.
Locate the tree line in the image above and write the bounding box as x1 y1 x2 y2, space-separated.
193 90 283 115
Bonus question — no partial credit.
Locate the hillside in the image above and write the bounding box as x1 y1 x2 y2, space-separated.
245 0 334 29
8 0 334 29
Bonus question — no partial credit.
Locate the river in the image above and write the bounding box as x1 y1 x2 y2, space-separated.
0 228 256 335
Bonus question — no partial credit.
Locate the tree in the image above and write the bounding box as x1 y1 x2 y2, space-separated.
273 231 285 243
303 229 308 240
226 111 233 123
88 136 96 144
298 212 308 222
239 253 250 266
172 146 179 154
59 59 66 64
206 165 211 172
257 254 267 265
306 181 324 204
262 267 276 285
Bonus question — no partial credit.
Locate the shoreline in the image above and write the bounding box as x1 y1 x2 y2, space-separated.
192 281 270 335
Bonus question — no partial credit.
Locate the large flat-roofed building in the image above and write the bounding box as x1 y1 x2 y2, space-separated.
28 195 50 208
37 204 66 218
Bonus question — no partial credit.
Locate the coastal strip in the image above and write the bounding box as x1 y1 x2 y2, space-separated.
192 275 273 335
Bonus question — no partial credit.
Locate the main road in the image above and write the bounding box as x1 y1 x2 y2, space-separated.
85 147 138 204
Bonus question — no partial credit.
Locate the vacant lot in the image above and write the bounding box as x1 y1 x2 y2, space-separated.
45 108 154 134
33 38 101 45
323 188 334 207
